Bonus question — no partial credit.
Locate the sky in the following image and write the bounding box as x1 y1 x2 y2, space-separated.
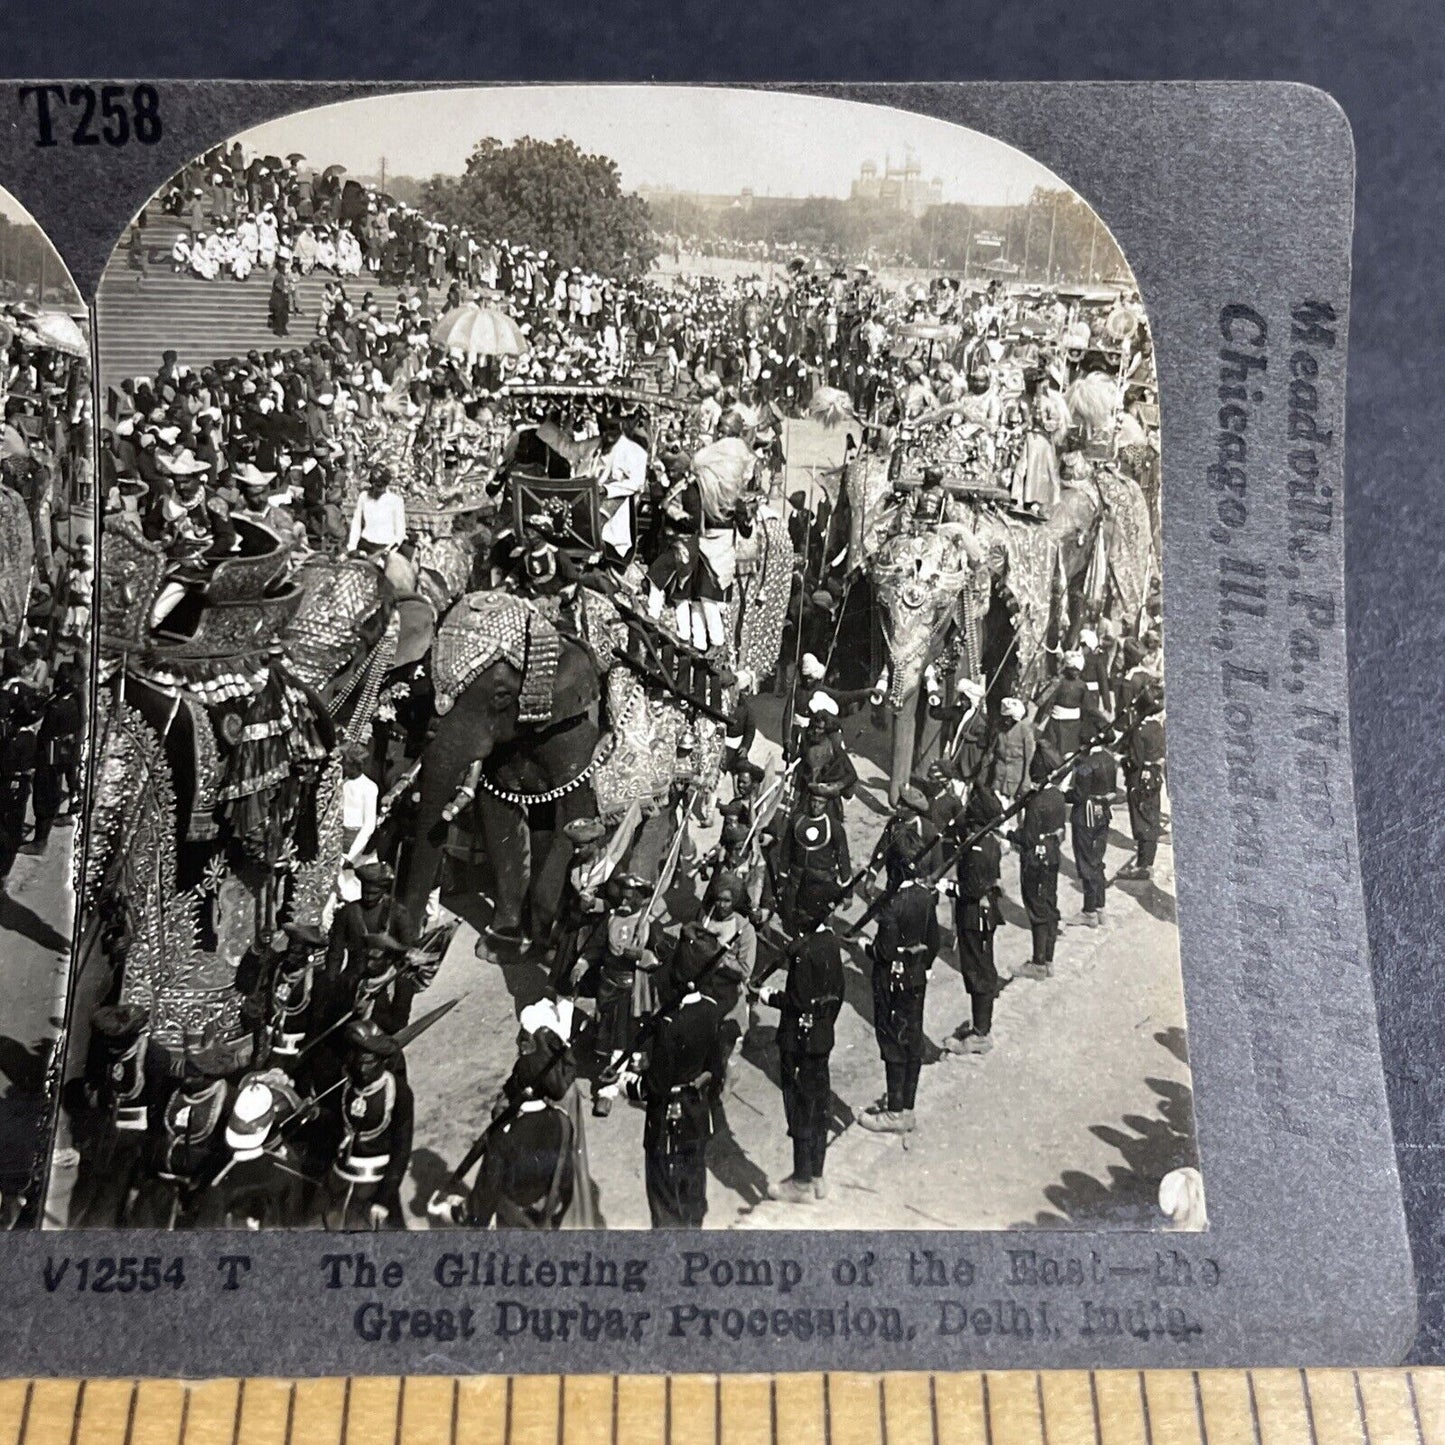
0 189 37 224
232 86 1064 205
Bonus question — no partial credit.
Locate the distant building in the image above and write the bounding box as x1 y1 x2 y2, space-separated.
850 151 943 217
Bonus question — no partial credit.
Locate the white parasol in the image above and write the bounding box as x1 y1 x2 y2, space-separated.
430 303 530 363
26 310 88 359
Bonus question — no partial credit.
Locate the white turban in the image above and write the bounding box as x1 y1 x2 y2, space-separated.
801 653 826 682
808 691 839 717
1001 697 1026 721
957 676 986 705
1079 627 1100 651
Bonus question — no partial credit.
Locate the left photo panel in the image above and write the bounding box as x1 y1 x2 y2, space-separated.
0 190 93 1226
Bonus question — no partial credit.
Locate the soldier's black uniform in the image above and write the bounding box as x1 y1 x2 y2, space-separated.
1068 744 1118 916
636 977 728 1228
951 832 1003 1039
69 1005 153 1226
322 1021 415 1230
135 1069 234 1229
1016 768 1067 974
775 796 850 934
1038 671 1089 760
448 1035 577 1230
325 866 394 986
759 924 844 1188
876 795 939 893
867 879 939 1118
1123 711 1167 873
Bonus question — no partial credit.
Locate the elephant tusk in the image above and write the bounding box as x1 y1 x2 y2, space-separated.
440 784 475 823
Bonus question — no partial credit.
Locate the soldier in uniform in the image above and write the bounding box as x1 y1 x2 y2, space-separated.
751 886 845 1202
1114 637 1159 730
325 859 395 985
350 932 431 1036
261 922 328 1078
1078 626 1114 719
135 1037 235 1229
941 787 1005 1056
868 785 939 894
322 1019 414 1230
197 1073 310 1229
1037 654 1090 761
794 702 857 822
549 817 612 993
584 874 662 1117
1067 713 1119 926
69 1003 153 1226
631 925 729 1228
1118 680 1167 883
774 784 851 935
858 854 940 1135
439 1028 576 1229
1013 743 1068 981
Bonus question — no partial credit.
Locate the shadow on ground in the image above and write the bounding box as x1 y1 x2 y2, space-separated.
1012 1027 1200 1229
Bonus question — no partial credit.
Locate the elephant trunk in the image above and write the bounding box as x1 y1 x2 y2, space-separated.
889 688 920 808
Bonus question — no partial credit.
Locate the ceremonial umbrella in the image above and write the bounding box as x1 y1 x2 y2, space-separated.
431 303 530 363
26 311 88 359
321 164 347 181
286 152 306 163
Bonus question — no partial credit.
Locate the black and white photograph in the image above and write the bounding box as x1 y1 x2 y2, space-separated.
0 189 92 1226
51 84 1197 1233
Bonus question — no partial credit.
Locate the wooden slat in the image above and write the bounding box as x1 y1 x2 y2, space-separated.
615 1376 667 1445
1196 1371 1258 1445
1411 1372 1445 1445
823 1372 882 1445
1249 1371 1312 1445
933 1370 989 1445
1093 1372 1147 1445
395 1376 454 1445
505 1376 561 1445
561 1376 613 1445
717 1374 770 1445
1357 1371 1422 1445
666 1375 717 1445
1300 1371 1367 1445
454 1376 507 1445
1039 1370 1103 1445
877 1373 934 1445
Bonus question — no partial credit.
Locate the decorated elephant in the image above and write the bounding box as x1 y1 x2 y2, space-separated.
849 451 1155 803
85 518 399 1051
394 590 606 953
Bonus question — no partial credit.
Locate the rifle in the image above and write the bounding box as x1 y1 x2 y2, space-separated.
843 714 1145 939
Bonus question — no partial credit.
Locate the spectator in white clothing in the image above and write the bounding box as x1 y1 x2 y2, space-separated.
348 464 407 555
340 745 379 861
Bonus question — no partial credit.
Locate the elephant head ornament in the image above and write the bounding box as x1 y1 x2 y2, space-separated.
870 523 990 708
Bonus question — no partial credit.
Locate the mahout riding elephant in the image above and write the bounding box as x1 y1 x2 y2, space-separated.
394 591 603 954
